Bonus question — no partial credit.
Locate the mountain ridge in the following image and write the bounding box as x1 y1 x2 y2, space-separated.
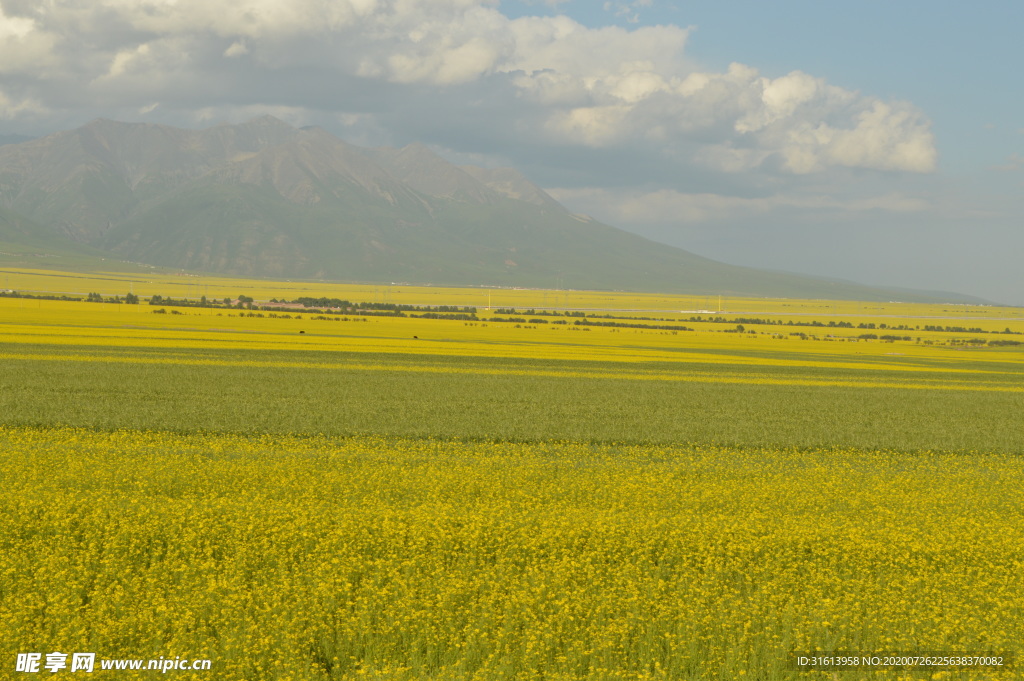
0 117 989 303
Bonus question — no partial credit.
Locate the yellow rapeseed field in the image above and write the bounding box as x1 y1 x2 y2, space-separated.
2 275 1023 679
2 298 1023 392
1 427 1021 679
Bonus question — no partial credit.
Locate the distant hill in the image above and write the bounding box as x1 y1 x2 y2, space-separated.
0 204 111 262
0 117 987 303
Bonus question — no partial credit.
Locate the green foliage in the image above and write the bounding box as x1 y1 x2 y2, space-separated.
2 345 1021 454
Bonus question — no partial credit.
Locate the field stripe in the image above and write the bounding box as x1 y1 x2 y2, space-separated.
2 350 1021 393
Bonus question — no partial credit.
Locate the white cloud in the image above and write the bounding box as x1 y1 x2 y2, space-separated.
0 89 46 119
603 0 653 24
0 5 58 74
97 0 371 39
824 101 937 173
544 105 632 146
105 43 152 79
508 17 689 80
223 40 248 58
0 0 935 175
190 104 313 127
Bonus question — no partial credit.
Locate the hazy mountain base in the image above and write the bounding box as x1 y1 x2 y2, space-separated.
0 117 988 303
0 205 130 272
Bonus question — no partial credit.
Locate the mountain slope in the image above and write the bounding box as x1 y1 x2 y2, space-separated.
0 116 301 241
458 165 564 209
0 118 987 302
0 204 120 271
365 143 501 204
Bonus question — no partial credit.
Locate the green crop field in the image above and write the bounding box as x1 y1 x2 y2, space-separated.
3 344 1024 454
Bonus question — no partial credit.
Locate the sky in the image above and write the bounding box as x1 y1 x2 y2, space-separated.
0 0 1021 303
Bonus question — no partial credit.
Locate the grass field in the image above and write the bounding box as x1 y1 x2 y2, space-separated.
2 275 1023 679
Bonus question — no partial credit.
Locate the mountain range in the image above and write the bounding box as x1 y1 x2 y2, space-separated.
0 117 983 302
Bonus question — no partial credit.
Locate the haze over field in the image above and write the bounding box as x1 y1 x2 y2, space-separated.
0 0 1020 303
